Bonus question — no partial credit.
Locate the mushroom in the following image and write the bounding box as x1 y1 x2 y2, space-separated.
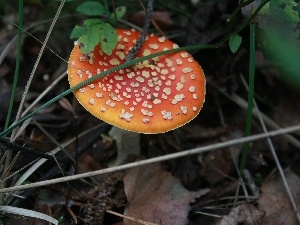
67 28 205 134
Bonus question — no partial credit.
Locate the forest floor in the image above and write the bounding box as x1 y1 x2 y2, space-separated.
0 1 300 225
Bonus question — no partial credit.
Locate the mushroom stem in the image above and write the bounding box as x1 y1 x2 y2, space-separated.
109 126 141 165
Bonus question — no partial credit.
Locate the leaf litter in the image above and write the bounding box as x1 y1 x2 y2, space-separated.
123 163 210 225
1 0 300 224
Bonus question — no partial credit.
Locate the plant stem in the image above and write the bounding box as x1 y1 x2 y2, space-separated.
240 23 256 175
0 0 24 205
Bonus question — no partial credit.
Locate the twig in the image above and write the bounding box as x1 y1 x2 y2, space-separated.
106 210 158 225
240 75 300 223
0 138 55 161
125 0 154 61
11 0 66 140
0 124 299 194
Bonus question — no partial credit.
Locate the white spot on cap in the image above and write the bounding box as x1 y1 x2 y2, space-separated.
116 51 125 60
153 99 161 104
127 72 135 78
180 106 188 115
141 109 148 115
109 58 120 65
114 75 123 80
161 93 168 99
193 94 198 99
190 74 196 80
182 67 193 73
181 52 189 58
161 69 169 75
120 109 133 122
143 118 150 123
193 107 197 111
87 84 94 89
136 77 145 83
168 75 175 80
143 49 151 56
176 59 183 65
142 71 150 78
116 83 122 89
180 76 186 83
77 69 83 77
101 107 106 112
176 82 184 91
158 36 166 42
149 44 159 49
124 31 131 35
174 94 185 102
161 110 173 120
89 98 95 105
96 93 103 98
163 87 171 95
189 86 195 93
142 101 149 107
79 88 85 93
165 80 172 86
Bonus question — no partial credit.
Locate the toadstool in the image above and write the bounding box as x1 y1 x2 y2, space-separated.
67 29 205 134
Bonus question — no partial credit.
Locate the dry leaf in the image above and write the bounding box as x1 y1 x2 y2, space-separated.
59 97 76 115
219 202 264 225
130 11 175 29
257 170 300 225
123 163 210 225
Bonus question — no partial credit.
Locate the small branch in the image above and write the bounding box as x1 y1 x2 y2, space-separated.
125 0 154 62
1 124 300 193
106 209 158 225
0 138 55 161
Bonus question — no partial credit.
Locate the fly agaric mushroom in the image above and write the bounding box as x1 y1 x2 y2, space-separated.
68 29 205 134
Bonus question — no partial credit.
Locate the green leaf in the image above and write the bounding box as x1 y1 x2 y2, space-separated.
72 20 117 55
98 23 117 55
78 29 100 54
110 6 127 21
269 0 300 37
77 22 103 54
229 34 242 53
76 1 105 16
83 18 103 26
70 25 86 39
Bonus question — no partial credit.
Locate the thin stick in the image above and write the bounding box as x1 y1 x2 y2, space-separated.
11 0 66 141
106 210 158 225
0 124 299 194
240 75 300 223
125 0 154 61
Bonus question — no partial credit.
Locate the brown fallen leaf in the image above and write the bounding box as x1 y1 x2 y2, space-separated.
130 11 176 29
219 202 264 225
123 163 210 225
257 170 300 225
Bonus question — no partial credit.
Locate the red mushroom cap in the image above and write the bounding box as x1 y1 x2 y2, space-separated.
68 29 205 133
